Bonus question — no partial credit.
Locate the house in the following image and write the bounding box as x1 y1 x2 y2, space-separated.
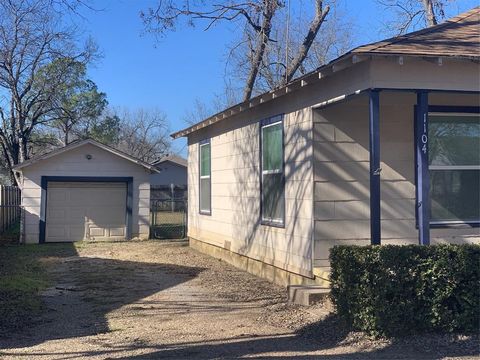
151 154 187 187
150 154 188 200
171 8 480 286
13 139 158 244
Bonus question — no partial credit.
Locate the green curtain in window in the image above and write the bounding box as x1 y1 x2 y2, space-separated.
200 144 211 176
262 124 282 171
261 121 284 223
200 178 211 212
262 173 284 221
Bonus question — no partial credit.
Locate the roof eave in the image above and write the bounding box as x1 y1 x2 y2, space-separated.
170 52 364 139
13 139 160 174
171 50 479 139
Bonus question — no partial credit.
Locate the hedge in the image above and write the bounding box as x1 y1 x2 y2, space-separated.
329 244 480 337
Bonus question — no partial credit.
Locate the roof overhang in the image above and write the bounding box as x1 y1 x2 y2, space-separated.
171 7 479 139
13 139 160 173
170 53 478 139
170 52 370 139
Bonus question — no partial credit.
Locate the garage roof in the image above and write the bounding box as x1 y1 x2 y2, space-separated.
13 139 160 173
171 7 480 139
152 154 188 168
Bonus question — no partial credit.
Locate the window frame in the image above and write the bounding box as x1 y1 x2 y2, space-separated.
415 105 480 228
199 139 212 215
259 114 285 227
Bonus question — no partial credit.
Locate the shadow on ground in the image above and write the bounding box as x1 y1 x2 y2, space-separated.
1 243 477 359
6 315 476 359
103 316 477 360
0 243 204 350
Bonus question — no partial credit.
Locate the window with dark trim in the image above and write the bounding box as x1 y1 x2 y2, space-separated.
199 140 211 215
260 115 285 226
428 109 480 225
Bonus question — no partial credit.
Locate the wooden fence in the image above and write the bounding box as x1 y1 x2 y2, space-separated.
0 185 21 236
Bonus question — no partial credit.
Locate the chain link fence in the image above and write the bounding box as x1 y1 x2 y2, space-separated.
150 199 187 240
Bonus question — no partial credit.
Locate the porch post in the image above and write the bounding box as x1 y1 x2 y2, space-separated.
369 89 381 245
415 91 430 245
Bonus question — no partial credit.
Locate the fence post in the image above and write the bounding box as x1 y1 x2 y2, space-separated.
0 186 3 234
7 187 11 227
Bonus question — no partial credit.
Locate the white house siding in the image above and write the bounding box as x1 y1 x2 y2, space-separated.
186 60 373 278
313 91 480 268
369 57 480 93
185 57 479 276
21 143 151 244
187 109 314 276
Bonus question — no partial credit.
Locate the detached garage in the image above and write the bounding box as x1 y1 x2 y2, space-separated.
13 139 158 244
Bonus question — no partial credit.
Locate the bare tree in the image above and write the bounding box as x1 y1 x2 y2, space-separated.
0 0 96 184
285 0 329 82
141 0 331 101
231 1 352 94
113 108 171 164
182 87 239 125
377 0 452 34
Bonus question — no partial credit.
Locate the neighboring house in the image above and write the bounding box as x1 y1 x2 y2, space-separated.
13 139 158 244
150 154 188 187
171 8 480 286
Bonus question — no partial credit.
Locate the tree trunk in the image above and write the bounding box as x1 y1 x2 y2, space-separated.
242 1 278 101
19 136 28 163
1 139 21 186
422 0 438 26
64 124 70 145
285 1 329 83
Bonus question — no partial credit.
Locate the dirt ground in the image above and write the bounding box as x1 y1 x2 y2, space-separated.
0 241 478 359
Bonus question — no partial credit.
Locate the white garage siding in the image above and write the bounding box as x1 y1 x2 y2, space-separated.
19 142 152 244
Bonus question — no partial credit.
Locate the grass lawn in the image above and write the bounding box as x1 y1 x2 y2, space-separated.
0 243 78 335
151 211 185 225
151 211 186 239
0 221 21 244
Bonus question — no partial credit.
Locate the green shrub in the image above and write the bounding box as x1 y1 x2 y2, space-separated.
329 244 480 337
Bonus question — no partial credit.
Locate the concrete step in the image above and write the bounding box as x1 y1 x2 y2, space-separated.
287 285 330 306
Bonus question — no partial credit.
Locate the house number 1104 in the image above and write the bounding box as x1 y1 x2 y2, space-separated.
421 114 428 154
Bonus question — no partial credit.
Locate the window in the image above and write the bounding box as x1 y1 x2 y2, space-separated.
260 116 285 226
199 140 211 214
429 112 480 224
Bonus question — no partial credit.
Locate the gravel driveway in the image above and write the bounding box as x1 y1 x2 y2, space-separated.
0 241 477 359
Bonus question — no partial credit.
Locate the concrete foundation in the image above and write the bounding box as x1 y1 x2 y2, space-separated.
189 237 330 287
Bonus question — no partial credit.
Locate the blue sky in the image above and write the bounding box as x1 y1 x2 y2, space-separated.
78 0 478 155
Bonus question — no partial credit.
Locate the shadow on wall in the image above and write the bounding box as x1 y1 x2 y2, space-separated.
313 91 480 250
231 109 313 273
313 92 418 243
0 243 204 349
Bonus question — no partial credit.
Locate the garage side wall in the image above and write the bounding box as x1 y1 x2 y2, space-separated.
20 144 151 243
